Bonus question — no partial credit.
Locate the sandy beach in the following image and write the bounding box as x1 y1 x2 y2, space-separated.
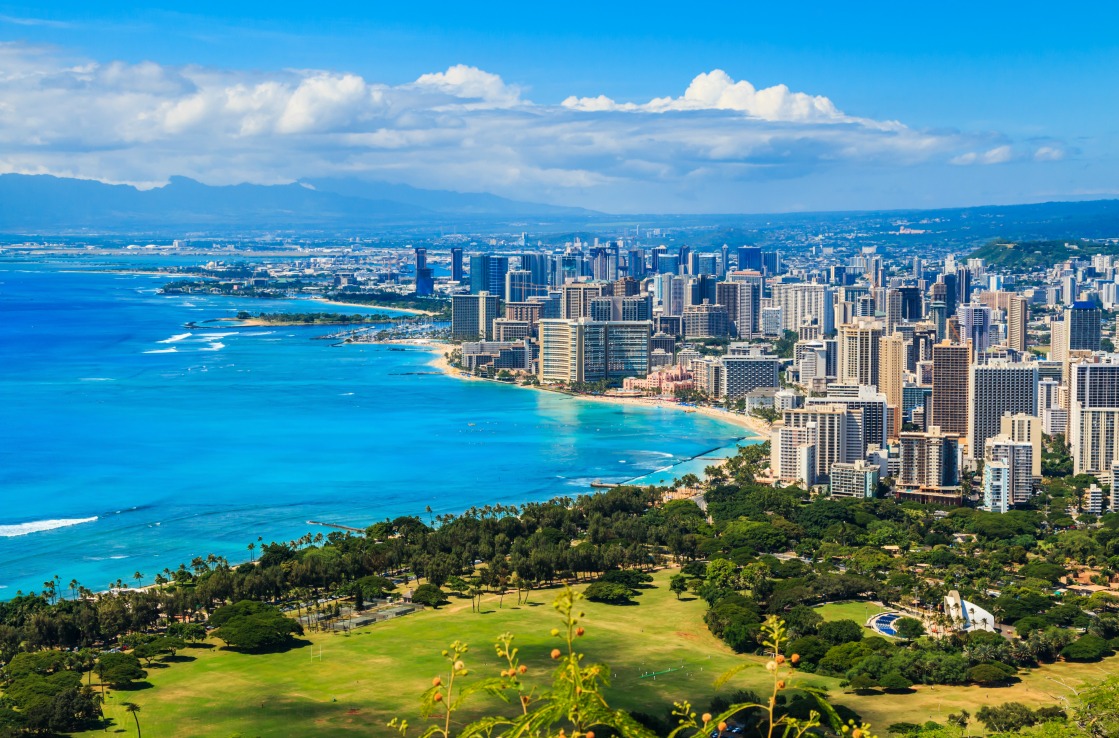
389 338 772 439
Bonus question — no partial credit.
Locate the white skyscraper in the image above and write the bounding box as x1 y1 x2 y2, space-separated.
773 283 835 335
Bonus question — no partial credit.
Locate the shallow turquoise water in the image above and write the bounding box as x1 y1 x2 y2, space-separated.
0 257 752 597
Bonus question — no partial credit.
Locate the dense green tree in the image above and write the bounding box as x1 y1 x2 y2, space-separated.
96 652 146 688
817 619 864 646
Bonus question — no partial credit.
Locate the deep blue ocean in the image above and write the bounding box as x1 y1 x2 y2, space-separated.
0 256 750 597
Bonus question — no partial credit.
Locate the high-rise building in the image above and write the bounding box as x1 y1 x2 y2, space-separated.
777 404 862 481
451 292 501 341
837 318 884 388
1000 413 1043 479
613 276 641 297
414 247 434 296
492 319 531 343
505 301 543 333
1069 356 1119 475
683 301 730 338
884 288 903 335
505 270 534 303
696 253 718 276
898 286 923 321
1050 318 1069 363
897 427 963 504
588 295 652 322
761 251 780 276
1111 462 1119 513
627 248 647 280
519 253 550 296
958 303 992 353
469 254 509 295
450 247 464 282
931 341 971 436
879 333 906 439
721 356 780 400
770 424 816 486
538 318 651 384
761 307 783 337
738 246 762 271
982 436 1035 513
807 384 888 453
830 461 879 498
1007 294 1029 352
773 283 835 335
1068 301 1102 351
561 282 609 320
656 254 680 275
968 361 1038 461
715 281 760 337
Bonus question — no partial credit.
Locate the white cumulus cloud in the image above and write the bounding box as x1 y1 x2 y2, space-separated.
0 44 1072 211
563 69 886 126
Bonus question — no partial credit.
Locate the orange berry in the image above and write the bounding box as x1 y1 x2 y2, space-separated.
586 732 595 738
775 654 785 664
777 680 786 689
433 693 443 703
550 648 562 660
790 654 800 665
852 731 863 738
432 677 442 687
718 722 728 732
518 664 527 674
701 713 712 724
576 627 585 636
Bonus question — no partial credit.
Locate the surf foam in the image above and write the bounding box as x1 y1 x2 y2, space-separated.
0 517 98 537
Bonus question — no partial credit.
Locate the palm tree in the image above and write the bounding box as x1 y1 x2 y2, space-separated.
133 572 144 588
247 542 256 562
122 702 142 738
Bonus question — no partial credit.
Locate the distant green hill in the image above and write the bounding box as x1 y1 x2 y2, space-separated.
970 239 1119 270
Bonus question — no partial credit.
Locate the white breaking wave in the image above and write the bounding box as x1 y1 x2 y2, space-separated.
0 516 98 537
143 348 178 354
198 332 237 339
200 342 225 352
158 333 192 344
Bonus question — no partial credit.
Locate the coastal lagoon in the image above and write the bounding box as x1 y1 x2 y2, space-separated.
0 259 752 597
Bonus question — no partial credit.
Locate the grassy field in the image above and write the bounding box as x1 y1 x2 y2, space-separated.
86 571 1119 737
812 601 888 629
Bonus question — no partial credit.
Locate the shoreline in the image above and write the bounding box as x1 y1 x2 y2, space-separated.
387 337 771 439
218 316 398 327
66 269 442 317
312 296 438 316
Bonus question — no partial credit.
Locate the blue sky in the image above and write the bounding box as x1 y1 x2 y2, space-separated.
1 1 1116 213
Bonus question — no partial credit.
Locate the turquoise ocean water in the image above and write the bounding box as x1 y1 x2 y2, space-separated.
0 257 753 597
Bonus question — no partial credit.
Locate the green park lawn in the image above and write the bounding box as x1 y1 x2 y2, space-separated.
87 571 1119 737
812 601 888 630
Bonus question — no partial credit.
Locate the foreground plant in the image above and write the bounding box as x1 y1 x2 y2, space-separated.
391 590 874 738
668 615 875 738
